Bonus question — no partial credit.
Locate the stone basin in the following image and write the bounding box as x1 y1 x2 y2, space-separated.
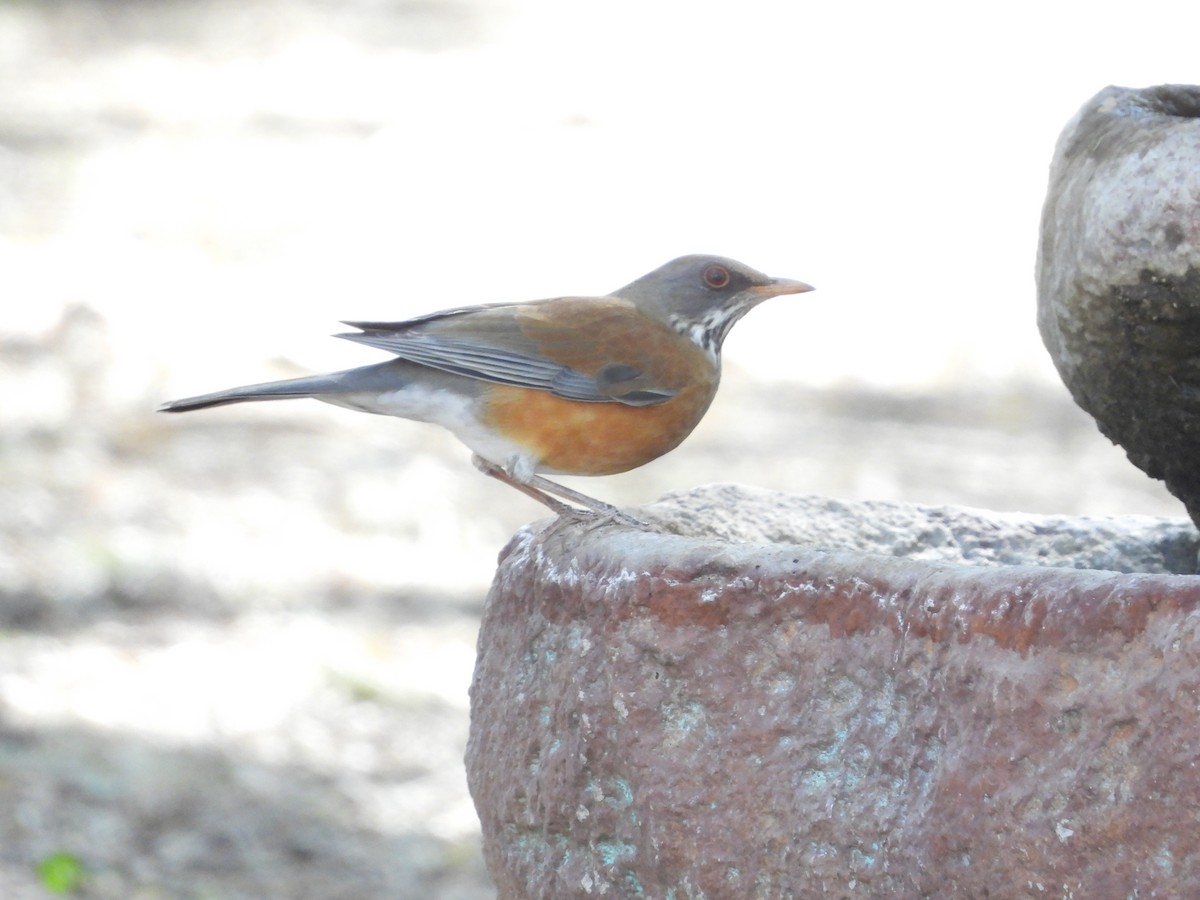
466 485 1200 898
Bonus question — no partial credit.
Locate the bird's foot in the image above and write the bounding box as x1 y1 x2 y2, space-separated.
553 503 648 530
472 454 648 529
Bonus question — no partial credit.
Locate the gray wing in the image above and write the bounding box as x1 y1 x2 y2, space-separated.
337 316 677 407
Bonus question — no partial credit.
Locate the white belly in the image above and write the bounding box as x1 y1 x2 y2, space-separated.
321 386 541 481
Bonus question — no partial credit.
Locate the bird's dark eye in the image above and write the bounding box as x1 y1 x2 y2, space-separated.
703 265 730 289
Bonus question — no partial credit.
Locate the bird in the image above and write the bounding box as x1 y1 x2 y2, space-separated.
159 254 813 523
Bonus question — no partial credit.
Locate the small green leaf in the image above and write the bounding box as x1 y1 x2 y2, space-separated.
36 852 85 894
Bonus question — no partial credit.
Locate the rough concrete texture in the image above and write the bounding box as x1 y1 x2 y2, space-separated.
1037 83 1200 526
646 485 1199 574
466 486 1200 898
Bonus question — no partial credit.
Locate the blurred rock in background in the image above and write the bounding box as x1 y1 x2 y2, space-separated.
1038 83 1200 528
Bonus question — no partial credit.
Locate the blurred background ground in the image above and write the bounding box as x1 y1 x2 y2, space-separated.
0 0 1194 897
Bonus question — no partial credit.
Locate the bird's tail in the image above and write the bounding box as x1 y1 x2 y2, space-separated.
157 353 433 414
157 370 357 412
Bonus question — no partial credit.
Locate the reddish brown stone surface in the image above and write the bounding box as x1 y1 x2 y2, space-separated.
466 489 1200 898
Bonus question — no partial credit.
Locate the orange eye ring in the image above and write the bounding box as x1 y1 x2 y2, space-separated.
703 265 730 289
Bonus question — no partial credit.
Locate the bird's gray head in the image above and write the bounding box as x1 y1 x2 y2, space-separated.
612 254 814 357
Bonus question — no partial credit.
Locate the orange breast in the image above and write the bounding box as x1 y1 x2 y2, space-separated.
475 301 722 476
482 379 718 476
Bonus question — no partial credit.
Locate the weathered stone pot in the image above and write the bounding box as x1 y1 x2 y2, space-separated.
1037 83 1200 527
466 486 1200 897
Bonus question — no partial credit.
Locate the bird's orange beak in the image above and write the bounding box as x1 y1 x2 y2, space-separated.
751 277 815 299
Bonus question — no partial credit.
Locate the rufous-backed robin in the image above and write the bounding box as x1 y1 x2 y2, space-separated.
160 255 813 522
